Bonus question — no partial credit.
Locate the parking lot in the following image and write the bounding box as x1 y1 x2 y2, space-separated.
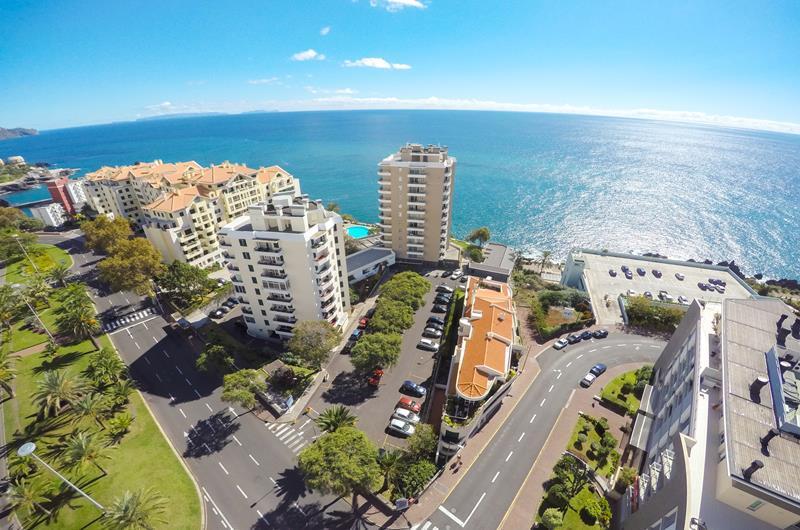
579 253 756 324
307 268 463 451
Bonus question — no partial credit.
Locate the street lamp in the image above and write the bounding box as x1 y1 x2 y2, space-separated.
12 284 54 342
17 442 105 512
11 234 39 274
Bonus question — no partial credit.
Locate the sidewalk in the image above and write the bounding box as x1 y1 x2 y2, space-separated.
499 362 642 530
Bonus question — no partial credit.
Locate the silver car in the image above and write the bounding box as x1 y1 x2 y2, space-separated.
388 418 416 437
392 407 421 424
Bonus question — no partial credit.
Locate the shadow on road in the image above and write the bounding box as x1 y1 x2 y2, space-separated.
321 370 376 406
183 411 240 458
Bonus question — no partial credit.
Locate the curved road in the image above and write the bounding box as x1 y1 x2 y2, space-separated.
415 333 664 530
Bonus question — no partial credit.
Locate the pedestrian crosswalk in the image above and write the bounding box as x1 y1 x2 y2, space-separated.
411 522 439 530
265 419 314 454
103 307 157 332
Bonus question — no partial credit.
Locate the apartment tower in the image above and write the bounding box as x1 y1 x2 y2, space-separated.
378 144 455 264
219 194 350 341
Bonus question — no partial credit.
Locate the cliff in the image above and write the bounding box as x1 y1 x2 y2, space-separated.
0 127 38 140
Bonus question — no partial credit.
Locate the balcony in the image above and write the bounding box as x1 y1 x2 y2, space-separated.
408 242 424 249
242 306 253 315
407 188 426 196
274 315 297 324
262 280 291 291
378 204 392 213
378 170 390 178
219 239 232 247
311 236 327 250
317 273 334 287
320 285 336 301
262 269 288 279
231 275 243 283
379 197 392 204
275 325 294 336
267 293 293 302
316 261 332 275
259 256 284 266
321 296 336 310
255 244 282 255
227 263 240 271
408 178 426 186
408 198 425 206
271 305 295 314
314 248 330 262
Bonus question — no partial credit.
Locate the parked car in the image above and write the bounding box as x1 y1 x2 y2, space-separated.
218 305 230 314
434 296 452 305
592 329 608 339
223 301 235 309
590 363 607 376
437 284 454 293
417 338 440 352
367 369 384 387
388 418 416 437
427 316 446 326
652 269 662 278
396 397 421 414
427 321 445 331
621 265 630 273
675 272 685 281
627 289 638 297
450 270 463 280
644 291 653 299
708 278 719 285
400 380 427 397
659 291 674 302
677 295 689 304
392 407 421 424
636 267 646 276
553 338 569 350
423 327 443 339
366 307 376 318
624 271 633 279
567 333 582 344
608 269 617 277
436 291 453 301
211 309 225 319
698 282 707 290
580 330 593 341
460 275 469 283
580 373 597 387
715 285 726 294
227 296 240 305
350 329 363 341
432 304 448 313
358 316 369 329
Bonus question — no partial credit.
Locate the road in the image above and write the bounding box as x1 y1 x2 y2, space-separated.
37 232 352 530
413 333 664 530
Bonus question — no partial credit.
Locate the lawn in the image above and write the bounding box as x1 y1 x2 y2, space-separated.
567 415 620 478
5 244 72 286
544 306 578 327
562 486 606 529
449 238 469 251
3 335 201 529
600 370 641 416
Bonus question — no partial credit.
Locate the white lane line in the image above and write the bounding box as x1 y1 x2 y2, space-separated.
293 502 307 515
163 349 170 358
293 441 307 453
299 419 311 431
201 487 233 530
269 476 277 485
205 403 213 412
589 348 597 352
274 424 289 435
540 398 547 407
236 484 248 499
184 377 192 386
556 372 562 380
203 443 210 452
602 345 611 349
143 356 152 366
284 433 301 445
233 435 242 447
650 344 660 348
279 429 296 441
491 471 500 483
548 384 554 393
176 366 183 375
133 341 140 350
505 451 513 462
218 462 229 475
576 354 583 359
256 509 270 526
530 414 537 424
619 343 627 347
155 373 162 382
566 361 573 368
179 408 186 418
518 432 526 442
193 389 201 398
143 322 149 330
152 335 158 343
249 454 260 466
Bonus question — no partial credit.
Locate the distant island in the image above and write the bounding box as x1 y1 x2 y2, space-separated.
0 127 38 140
136 112 227 122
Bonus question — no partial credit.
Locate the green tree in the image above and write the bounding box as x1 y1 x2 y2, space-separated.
368 299 413 333
287 320 341 369
616 466 638 493
298 427 381 511
71 392 107 429
350 332 402 372
0 207 44 232
0 349 17 398
315 405 358 433
196 344 235 374
325 201 340 213
398 459 437 498
553 454 591 497
81 216 132 254
539 250 552 274
466 226 490 247
0 230 37 262
344 234 360 255
43 339 60 362
103 487 167 530
98 238 164 296
376 449 404 493
56 302 100 349
406 423 437 460
58 283 93 308
34 370 87 417
23 273 51 307
157 260 215 310
110 379 136 408
6 477 52 517
541 507 564 529
48 262 71 287
545 482 570 510
85 347 128 386
64 431 111 475
0 284 19 329
379 272 431 310
108 412 134 443
221 369 267 409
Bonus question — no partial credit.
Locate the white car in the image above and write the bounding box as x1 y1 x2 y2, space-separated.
417 338 440 352
626 289 638 297
388 418 416 437
423 327 443 339
450 270 463 280
437 284 455 294
553 338 569 350
580 373 597 387
392 407 421 424
678 295 689 304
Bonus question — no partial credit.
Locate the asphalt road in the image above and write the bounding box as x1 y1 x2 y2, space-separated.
37 232 353 530
414 333 665 530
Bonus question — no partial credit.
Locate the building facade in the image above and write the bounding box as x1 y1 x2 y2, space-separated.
46 177 75 215
219 194 350 341
66 179 88 211
621 298 800 530
377 144 455 264
30 202 68 227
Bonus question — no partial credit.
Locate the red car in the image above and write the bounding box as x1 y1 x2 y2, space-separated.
396 396 421 414
358 316 369 329
367 368 384 387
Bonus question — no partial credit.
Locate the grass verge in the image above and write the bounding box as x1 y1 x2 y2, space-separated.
5 244 72 286
567 415 620 478
600 370 640 415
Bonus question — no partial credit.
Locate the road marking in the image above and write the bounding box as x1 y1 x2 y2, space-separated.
176 366 183 375
236 484 248 499
540 398 547 407
649 344 660 349
205 403 213 412
233 435 242 446
491 471 500 483
203 443 210 452
193 389 201 398
143 322 149 330
249 454 260 465
218 462 229 475
152 336 158 343
144 357 151 366
256 509 269 526
518 432 526 442
293 441 307 453
201 487 233 530
163 349 170 358
530 414 537 423
299 419 311 431
279 429 296 441
566 361 572 368
556 372 562 380
589 348 597 352
179 408 186 418
421 523 432 530
548 384 554 393
184 377 192 385
168 394 174 401
602 345 611 349
155 373 162 382
269 476 277 485
505 451 514 462
285 433 300 444
619 343 627 347
576 354 583 359
133 341 140 350
274 424 289 435
438 491 486 528
293 502 307 515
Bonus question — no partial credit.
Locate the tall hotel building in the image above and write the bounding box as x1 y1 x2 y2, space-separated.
377 144 455 264
219 194 350 340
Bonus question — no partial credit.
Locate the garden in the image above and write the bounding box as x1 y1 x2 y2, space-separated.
526 285 595 341
537 453 612 530
567 414 621 478
600 365 652 416
624 296 684 333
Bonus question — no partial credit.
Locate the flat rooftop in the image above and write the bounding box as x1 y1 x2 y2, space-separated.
566 249 756 325
346 247 394 271
469 243 515 277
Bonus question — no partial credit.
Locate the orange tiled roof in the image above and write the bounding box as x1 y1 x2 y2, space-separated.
254 165 292 184
143 186 202 213
85 161 202 183
455 276 515 400
197 162 254 185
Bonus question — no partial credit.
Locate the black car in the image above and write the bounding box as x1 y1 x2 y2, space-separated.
624 271 633 279
636 267 646 276
434 296 451 305
592 329 609 339
621 265 630 273
400 380 427 397
427 322 445 331
460 276 468 283
366 307 376 318
580 330 593 341
652 269 662 278
432 304 448 313
698 282 707 290
436 284 455 293
567 334 582 344
608 269 617 277
428 316 446 326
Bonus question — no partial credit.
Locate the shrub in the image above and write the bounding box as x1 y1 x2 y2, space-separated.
616 467 637 492
545 483 569 509
541 507 564 530
590 441 601 455
621 381 634 394
398 459 437 498
595 417 609 435
580 496 602 525
108 412 134 443
575 433 588 448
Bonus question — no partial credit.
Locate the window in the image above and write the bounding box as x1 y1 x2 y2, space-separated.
255 288 260 295
243 252 251 260
248 264 254 272
746 500 764 512
245 316 256 323
239 239 247 246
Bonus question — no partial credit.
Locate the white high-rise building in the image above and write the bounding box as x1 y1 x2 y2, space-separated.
219 194 350 340
30 202 68 227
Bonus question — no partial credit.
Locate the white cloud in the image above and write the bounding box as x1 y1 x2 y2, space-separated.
248 77 280 85
145 101 176 112
304 86 359 95
343 57 411 70
370 0 426 11
320 26 331 36
335 88 358 94
291 49 325 61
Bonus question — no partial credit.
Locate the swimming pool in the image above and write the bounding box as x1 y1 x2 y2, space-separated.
346 225 370 239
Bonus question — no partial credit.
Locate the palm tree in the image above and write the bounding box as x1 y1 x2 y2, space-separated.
314 405 357 433
24 273 51 307
72 392 107 428
48 262 71 288
0 349 17 399
0 284 19 329
34 370 87 417
377 449 404 492
64 431 111 476
539 250 552 274
6 477 52 517
43 339 60 362
103 487 167 530
110 379 135 408
59 283 92 308
56 304 100 349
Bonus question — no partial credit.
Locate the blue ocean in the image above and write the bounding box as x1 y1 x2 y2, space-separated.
2 110 798 278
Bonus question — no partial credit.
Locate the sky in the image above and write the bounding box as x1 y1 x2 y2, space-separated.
2 0 800 133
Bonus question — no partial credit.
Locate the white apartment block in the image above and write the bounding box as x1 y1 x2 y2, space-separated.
377 144 455 264
83 160 297 268
30 202 68 227
219 194 351 341
66 179 88 210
